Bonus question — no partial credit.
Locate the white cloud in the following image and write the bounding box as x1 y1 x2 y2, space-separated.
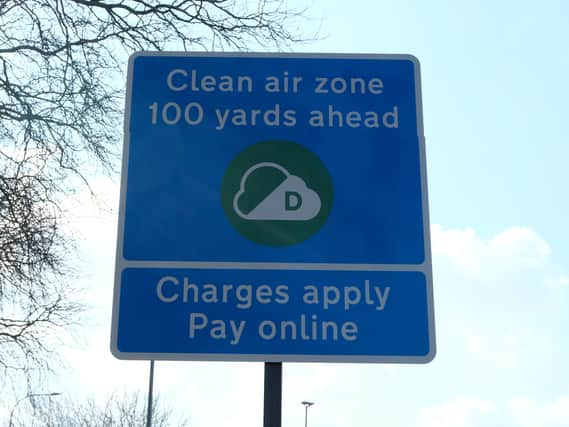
431 223 561 319
431 225 485 272
431 225 551 274
489 227 551 270
234 163 321 221
418 398 494 427
510 396 569 427
463 330 553 370
430 224 566 372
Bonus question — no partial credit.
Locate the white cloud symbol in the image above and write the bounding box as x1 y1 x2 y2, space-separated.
233 162 321 221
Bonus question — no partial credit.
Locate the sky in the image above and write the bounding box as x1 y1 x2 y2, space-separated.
2 1 569 426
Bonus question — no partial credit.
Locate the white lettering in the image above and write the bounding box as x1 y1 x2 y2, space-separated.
323 286 341 309
229 320 246 345
341 322 358 341
215 109 230 130
382 106 399 128
162 102 181 125
166 69 253 93
184 102 203 125
314 77 327 93
313 76 385 94
258 315 359 342
156 276 179 303
188 313 246 344
343 286 361 310
166 69 188 91
259 320 277 340
374 286 391 311
189 312 208 338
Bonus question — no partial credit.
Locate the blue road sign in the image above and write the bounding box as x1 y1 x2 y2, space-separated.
111 52 435 363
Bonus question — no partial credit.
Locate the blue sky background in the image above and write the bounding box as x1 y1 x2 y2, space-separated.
2 1 568 426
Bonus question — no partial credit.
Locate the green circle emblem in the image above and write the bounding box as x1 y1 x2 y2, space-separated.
221 141 333 247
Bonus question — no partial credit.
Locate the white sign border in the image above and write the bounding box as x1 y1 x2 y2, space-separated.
110 52 435 364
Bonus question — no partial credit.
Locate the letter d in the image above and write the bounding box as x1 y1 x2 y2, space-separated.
285 191 302 211
383 106 399 128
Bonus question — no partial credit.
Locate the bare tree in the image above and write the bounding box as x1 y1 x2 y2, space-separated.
0 0 308 389
5 391 188 427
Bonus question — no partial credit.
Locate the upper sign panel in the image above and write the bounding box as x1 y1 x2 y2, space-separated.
113 53 434 363
121 53 427 266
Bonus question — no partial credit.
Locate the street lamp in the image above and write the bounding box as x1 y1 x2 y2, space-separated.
9 392 61 427
301 401 314 427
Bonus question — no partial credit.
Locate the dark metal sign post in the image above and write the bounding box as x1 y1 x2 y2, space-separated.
146 360 155 427
263 362 282 427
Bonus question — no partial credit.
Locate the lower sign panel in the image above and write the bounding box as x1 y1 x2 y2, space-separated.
112 268 434 363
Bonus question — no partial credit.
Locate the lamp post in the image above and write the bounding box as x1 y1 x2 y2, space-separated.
9 392 61 427
301 401 314 427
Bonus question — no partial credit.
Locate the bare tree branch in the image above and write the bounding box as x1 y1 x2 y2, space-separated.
1 0 311 391
6 391 188 427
